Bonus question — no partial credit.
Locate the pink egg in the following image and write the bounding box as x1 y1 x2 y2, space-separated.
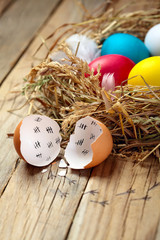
88 54 135 87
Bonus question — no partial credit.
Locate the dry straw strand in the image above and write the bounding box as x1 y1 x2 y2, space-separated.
16 3 160 161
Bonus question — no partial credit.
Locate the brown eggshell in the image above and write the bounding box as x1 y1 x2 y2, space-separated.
13 120 25 161
85 120 113 168
64 116 113 169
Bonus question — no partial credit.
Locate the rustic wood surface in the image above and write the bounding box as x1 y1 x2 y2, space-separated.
0 0 62 84
0 0 12 15
0 0 160 240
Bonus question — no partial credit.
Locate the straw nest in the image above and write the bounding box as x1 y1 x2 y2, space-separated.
22 3 160 161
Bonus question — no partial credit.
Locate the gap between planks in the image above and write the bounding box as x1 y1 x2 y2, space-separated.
0 0 63 85
0 0 160 239
0 0 13 16
0 0 107 195
0 2 108 239
67 156 160 240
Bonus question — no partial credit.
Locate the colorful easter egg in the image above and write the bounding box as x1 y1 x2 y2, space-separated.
88 54 135 87
128 56 160 86
144 23 160 56
101 33 150 64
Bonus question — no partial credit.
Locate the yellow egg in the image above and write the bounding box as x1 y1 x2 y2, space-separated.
128 56 160 86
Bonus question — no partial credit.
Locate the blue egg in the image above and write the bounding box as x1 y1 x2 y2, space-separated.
101 33 150 64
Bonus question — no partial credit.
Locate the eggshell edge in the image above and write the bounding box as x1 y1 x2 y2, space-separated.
84 121 113 168
13 120 25 161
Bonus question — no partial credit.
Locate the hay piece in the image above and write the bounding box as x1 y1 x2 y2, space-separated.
20 5 160 160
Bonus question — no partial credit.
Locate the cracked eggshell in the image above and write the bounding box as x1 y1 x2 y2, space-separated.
14 114 62 167
64 116 113 169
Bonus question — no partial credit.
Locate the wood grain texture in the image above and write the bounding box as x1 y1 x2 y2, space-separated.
68 156 160 240
0 161 91 240
112 0 160 11
0 0 105 194
0 1 107 239
0 0 160 239
0 0 13 15
0 0 62 84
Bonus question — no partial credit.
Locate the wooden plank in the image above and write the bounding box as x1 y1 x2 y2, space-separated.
0 0 94 193
112 0 160 11
0 0 107 239
0 0 13 15
67 156 160 240
0 0 62 84
67 2 160 238
0 0 160 239
0 161 91 240
0 0 107 194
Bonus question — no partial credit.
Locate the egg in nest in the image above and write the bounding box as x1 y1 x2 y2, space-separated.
144 24 160 56
101 33 150 64
128 56 160 86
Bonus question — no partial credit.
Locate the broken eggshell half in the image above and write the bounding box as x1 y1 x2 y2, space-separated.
13 114 62 167
64 116 113 169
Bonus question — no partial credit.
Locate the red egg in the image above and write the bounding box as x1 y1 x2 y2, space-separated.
88 54 135 86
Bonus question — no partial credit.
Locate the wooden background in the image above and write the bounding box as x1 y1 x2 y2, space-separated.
0 0 160 239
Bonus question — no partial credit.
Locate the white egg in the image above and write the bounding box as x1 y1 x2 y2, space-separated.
14 114 62 167
50 34 100 64
144 23 160 56
65 34 100 63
